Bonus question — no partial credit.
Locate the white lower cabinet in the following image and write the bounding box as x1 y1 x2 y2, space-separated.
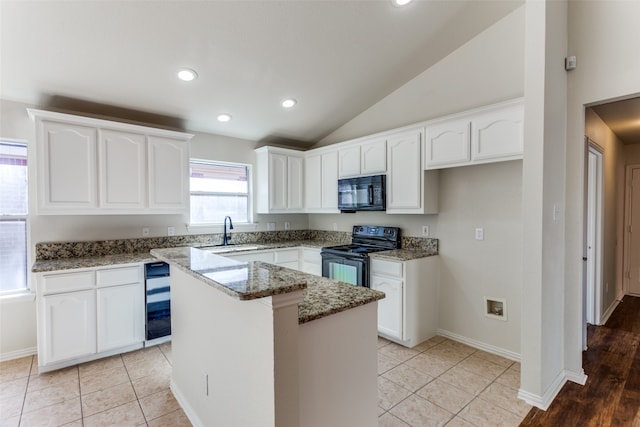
370 256 439 348
36 264 144 372
300 248 322 276
41 289 97 365
224 246 323 275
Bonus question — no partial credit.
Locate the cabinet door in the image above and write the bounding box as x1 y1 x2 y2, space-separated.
301 248 322 276
424 119 470 169
387 129 423 211
287 156 304 210
371 275 403 340
41 290 96 364
148 136 189 210
321 151 339 209
99 130 146 209
269 153 288 211
338 145 361 177
97 283 144 352
227 251 275 263
304 153 322 210
471 102 524 161
38 121 98 211
361 139 386 175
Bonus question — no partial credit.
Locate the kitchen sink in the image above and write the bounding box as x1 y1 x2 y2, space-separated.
201 244 261 253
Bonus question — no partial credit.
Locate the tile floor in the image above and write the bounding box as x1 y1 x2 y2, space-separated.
1 337 529 427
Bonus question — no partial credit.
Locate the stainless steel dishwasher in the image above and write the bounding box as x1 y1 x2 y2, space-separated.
144 261 171 346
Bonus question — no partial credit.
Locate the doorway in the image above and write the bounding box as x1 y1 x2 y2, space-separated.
624 165 640 295
585 140 603 327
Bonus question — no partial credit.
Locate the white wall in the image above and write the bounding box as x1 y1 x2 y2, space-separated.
584 108 625 314
311 6 525 355
564 0 640 383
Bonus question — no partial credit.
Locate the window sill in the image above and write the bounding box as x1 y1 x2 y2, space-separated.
0 292 35 305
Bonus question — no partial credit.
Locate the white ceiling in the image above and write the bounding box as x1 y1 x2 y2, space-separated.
0 0 523 147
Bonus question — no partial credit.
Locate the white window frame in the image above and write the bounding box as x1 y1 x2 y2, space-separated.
188 159 253 229
0 138 32 301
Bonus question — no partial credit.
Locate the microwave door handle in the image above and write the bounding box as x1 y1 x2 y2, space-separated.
368 185 374 205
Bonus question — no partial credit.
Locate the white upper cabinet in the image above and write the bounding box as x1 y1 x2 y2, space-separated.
37 121 98 211
360 138 386 175
305 148 339 213
386 128 438 214
424 98 524 170
471 101 524 162
99 130 146 209
338 138 386 178
148 136 189 210
255 146 305 214
28 109 192 215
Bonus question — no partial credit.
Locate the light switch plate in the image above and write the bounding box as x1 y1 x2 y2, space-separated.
142 227 150 237
422 225 429 236
267 222 276 231
284 221 290 230
167 226 175 236
475 228 484 241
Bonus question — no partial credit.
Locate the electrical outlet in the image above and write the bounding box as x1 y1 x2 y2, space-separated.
475 228 484 241
267 222 276 231
142 227 150 237
167 226 175 236
284 221 291 230
422 225 429 236
332 223 338 231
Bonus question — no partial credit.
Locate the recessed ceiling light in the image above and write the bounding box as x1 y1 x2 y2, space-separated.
392 0 413 6
217 113 232 122
281 98 297 109
177 69 198 81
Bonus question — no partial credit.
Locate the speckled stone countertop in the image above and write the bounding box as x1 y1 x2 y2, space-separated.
32 252 157 273
370 249 435 261
151 246 385 324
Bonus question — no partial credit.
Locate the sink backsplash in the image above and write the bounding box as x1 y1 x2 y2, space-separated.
34 230 437 261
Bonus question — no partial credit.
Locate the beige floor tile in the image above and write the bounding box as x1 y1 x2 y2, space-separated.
472 350 514 368
27 366 78 392
0 393 25 419
378 406 387 416
0 376 28 399
379 343 421 363
378 377 412 411
382 364 434 392
147 408 192 427
438 366 493 396
125 358 172 382
456 355 508 380
131 367 171 398
441 340 477 357
378 336 392 348
494 366 520 389
478 382 532 417
81 381 138 417
158 342 172 364
417 378 474 414
425 344 471 364
389 394 454 426
404 353 456 378
22 379 80 414
19 396 81 427
0 356 33 383
139 389 181 421
122 346 165 366
83 400 146 427
378 353 403 375
61 420 83 427
510 362 521 372
379 411 411 427
458 397 524 427
1 414 20 427
78 355 124 377
445 416 476 426
411 336 445 353
80 365 130 395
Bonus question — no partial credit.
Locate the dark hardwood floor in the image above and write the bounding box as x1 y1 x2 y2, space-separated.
520 296 640 426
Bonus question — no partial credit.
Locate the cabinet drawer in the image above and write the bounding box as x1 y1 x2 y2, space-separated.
275 249 298 264
96 266 141 287
371 259 403 278
41 271 95 294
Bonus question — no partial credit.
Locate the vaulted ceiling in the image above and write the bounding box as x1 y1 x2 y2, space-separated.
0 0 523 147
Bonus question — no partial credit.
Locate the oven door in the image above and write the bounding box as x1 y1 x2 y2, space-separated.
321 252 369 287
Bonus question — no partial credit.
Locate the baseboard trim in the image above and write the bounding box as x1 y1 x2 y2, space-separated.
436 329 520 362
0 347 36 362
171 380 205 427
517 368 587 410
600 298 621 325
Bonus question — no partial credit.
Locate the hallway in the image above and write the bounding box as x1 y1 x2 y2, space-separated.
521 296 640 426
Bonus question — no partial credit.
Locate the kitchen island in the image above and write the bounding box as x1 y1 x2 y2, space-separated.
150 246 384 427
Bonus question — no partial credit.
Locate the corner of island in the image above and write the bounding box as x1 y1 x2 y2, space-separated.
150 246 384 427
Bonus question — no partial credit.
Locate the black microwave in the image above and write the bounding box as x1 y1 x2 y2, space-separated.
338 175 386 212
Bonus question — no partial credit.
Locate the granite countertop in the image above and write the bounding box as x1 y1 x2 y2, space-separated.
32 252 157 272
151 246 385 324
370 249 436 261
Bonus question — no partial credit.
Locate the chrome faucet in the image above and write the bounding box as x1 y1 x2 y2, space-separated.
222 216 234 245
